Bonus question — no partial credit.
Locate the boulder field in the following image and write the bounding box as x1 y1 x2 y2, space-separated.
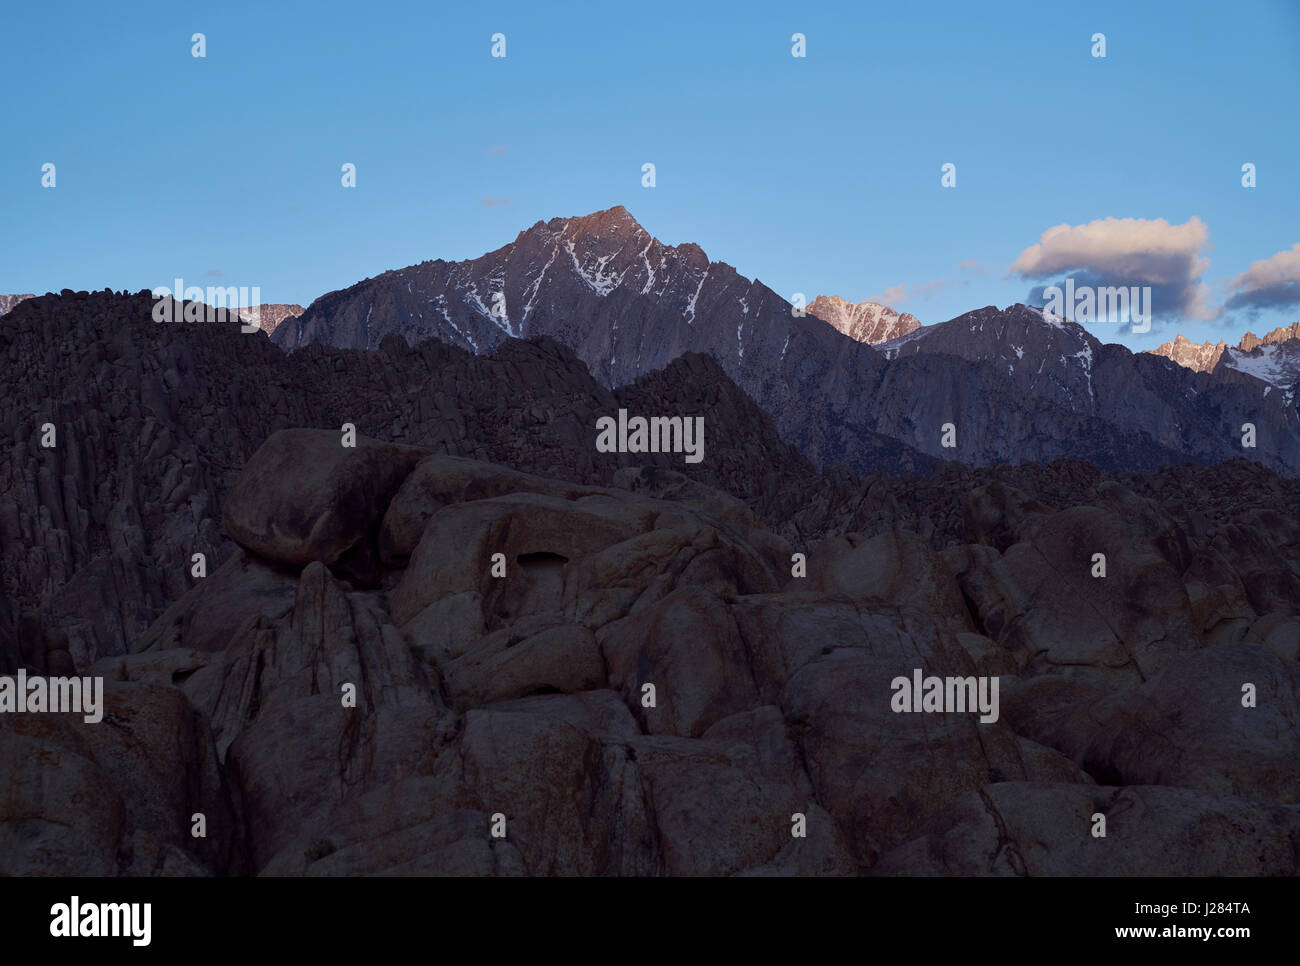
4 428 1297 875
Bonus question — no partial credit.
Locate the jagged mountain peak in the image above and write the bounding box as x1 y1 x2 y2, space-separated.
273 206 759 377
0 294 36 317
521 205 650 244
806 295 920 345
1239 321 1300 352
1148 322 1300 374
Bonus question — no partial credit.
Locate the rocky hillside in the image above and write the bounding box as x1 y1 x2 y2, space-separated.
1240 321 1300 351
6 425 1299 875
1149 322 1300 383
875 303 1300 472
3 289 1300 876
0 289 818 669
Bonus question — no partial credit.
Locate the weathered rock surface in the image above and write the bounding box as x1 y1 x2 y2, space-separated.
10 429 1298 875
222 428 428 582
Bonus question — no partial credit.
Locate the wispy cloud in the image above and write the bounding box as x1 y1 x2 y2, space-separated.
480 196 514 209
867 283 909 305
867 277 959 307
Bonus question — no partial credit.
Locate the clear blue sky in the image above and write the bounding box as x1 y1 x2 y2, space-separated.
3 0 1297 350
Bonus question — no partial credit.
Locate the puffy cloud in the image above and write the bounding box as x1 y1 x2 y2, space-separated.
1009 216 1213 319
1223 242 1300 312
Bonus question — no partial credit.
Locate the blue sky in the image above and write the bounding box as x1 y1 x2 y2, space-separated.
3 0 1297 350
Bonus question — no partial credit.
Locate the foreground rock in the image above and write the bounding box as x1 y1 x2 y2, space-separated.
8 432 1296 875
222 429 428 583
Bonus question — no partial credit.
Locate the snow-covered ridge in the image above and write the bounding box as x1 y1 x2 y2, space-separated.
1221 342 1300 404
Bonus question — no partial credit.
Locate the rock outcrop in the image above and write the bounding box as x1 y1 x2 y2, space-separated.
6 427 1300 875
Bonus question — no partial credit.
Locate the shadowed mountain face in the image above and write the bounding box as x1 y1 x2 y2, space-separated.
274 208 1300 476
3 289 1300 876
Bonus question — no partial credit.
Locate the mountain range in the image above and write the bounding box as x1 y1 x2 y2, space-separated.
1148 326 1300 405
1149 323 1300 373
272 206 1300 476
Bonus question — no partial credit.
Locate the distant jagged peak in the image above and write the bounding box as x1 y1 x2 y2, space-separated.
806 295 921 345
1148 321 1300 374
1147 334 1227 374
1239 321 1300 351
237 303 305 336
0 294 36 317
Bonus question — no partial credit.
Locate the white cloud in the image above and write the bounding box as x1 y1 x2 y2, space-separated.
1009 216 1213 319
1225 242 1300 312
